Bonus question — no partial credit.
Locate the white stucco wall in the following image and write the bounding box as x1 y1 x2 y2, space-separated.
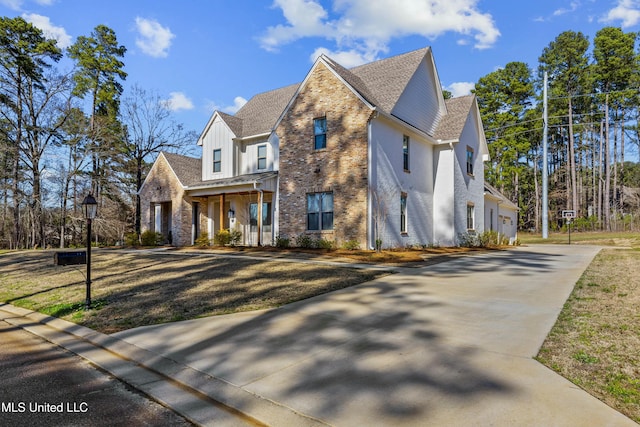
452 110 485 243
369 117 434 249
392 59 445 136
432 145 455 246
484 198 518 243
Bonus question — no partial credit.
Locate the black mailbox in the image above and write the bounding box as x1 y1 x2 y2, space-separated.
54 251 86 266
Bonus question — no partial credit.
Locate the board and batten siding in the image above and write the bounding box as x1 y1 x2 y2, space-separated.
237 133 279 175
391 60 445 136
201 115 236 181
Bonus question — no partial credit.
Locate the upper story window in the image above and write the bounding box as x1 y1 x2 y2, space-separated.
314 117 327 150
307 192 333 230
466 146 474 176
403 135 410 171
213 148 221 173
257 144 267 170
400 192 408 233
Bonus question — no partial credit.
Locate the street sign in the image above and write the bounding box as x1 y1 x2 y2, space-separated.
562 210 576 219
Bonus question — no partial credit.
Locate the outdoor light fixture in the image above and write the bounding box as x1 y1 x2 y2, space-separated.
81 194 97 310
228 208 235 219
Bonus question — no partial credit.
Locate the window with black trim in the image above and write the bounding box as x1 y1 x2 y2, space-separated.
400 192 408 233
466 146 474 175
257 144 267 170
307 192 333 230
314 117 327 150
403 135 410 171
213 148 221 173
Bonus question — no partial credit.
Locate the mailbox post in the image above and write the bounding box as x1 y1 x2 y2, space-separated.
82 194 97 309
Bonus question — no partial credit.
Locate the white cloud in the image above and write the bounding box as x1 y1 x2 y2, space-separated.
553 1 580 17
208 96 248 114
1 0 54 10
310 46 377 67
445 81 475 97
164 92 194 112
600 0 640 27
135 17 175 58
261 0 500 62
22 13 71 48
0 0 22 9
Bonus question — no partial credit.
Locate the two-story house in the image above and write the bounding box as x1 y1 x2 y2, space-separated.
139 47 493 248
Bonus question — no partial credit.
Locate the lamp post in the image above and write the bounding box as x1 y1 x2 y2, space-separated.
82 194 97 310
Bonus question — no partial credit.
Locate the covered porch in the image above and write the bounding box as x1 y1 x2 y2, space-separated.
186 172 278 246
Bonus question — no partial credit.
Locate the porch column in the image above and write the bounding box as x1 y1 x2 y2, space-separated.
257 191 263 246
219 193 225 231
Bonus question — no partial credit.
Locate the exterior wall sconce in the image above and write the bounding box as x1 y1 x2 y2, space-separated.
228 209 235 219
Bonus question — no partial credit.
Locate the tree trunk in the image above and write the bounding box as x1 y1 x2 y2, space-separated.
604 95 611 231
135 157 143 235
568 97 578 214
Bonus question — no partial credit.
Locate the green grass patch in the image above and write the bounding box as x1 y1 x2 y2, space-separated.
537 248 640 422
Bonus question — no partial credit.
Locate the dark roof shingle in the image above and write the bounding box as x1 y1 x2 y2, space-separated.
434 95 475 141
162 152 202 187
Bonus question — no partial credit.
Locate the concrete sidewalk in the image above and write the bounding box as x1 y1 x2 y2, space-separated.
3 245 638 426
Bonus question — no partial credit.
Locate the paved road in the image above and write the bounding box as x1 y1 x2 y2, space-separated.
0 319 191 427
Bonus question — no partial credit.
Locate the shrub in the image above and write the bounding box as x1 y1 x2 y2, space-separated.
125 233 139 246
457 231 479 248
317 238 335 250
140 230 162 246
213 229 231 246
194 232 211 247
295 234 316 248
213 229 242 246
342 239 361 250
275 234 290 248
229 229 242 246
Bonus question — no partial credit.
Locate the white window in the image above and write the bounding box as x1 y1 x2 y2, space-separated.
467 203 475 230
466 146 474 175
403 135 410 171
400 192 408 233
257 145 267 170
213 149 221 173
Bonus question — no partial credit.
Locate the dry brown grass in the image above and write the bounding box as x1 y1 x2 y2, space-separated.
0 249 388 334
537 248 640 422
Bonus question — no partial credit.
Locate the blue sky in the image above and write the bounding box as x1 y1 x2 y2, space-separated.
2 0 640 142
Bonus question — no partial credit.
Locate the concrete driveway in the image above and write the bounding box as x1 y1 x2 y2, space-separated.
114 244 637 426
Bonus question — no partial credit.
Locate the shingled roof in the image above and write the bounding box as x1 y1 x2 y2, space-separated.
434 95 475 141
161 152 202 187
350 47 430 114
212 46 478 144
231 83 299 138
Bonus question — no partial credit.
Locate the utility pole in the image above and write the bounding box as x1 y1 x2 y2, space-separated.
542 72 549 239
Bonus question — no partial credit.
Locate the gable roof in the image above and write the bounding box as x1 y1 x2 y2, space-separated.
202 47 480 144
350 47 430 114
162 152 202 187
232 83 299 138
434 95 475 141
217 111 244 137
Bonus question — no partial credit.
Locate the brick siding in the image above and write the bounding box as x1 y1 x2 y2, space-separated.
277 62 371 248
139 155 193 246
